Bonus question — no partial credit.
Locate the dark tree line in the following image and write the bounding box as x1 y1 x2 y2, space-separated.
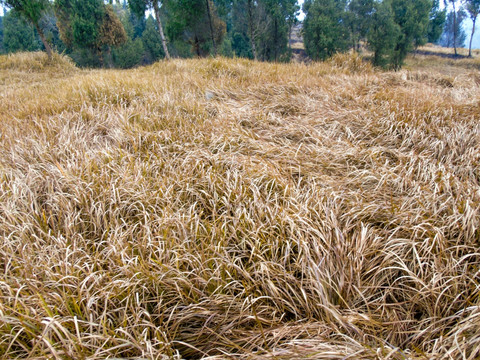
0 0 299 65
0 0 478 69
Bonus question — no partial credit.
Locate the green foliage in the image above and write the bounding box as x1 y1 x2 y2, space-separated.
68 46 101 67
367 0 431 69
166 0 206 55
231 30 252 58
128 6 146 38
1 0 51 25
118 5 135 38
3 9 39 53
128 0 171 59
228 0 253 58
141 15 164 62
55 0 126 51
213 0 232 22
127 0 148 19
55 0 106 49
72 0 105 48
346 0 374 50
170 38 193 57
391 0 432 50
303 0 349 61
219 35 233 56
1 0 53 56
54 0 74 47
167 0 226 57
255 0 290 61
0 0 447 69
98 4 127 48
55 0 127 68
38 10 66 52
113 36 143 67
427 0 446 43
107 5 147 67
368 0 400 68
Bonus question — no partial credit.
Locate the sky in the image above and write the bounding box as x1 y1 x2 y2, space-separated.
1 2 479 49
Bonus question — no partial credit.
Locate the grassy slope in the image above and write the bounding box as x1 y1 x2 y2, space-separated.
0 51 479 359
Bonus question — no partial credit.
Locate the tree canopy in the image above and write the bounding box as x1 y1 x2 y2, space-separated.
303 0 349 61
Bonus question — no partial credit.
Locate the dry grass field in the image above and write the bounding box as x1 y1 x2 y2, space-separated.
0 49 479 359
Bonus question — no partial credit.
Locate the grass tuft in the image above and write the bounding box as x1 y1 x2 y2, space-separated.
0 51 77 73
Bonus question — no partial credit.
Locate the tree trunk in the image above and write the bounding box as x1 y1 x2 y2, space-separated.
97 48 105 68
34 22 53 60
105 46 114 68
194 36 201 57
452 0 457 56
153 1 171 60
288 24 292 51
469 17 476 57
205 0 217 56
247 0 257 60
274 18 278 61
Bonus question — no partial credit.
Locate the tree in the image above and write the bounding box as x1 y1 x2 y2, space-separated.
228 0 254 58
128 0 170 59
255 0 290 61
3 8 40 53
448 0 459 55
427 0 446 43
464 0 480 56
166 0 225 57
0 0 53 58
439 7 467 48
346 0 374 51
303 0 350 61
0 14 4 53
205 0 217 55
127 4 146 38
98 4 128 66
367 0 431 69
368 0 401 67
55 0 106 50
39 9 66 53
141 15 164 62
284 0 299 50
55 0 127 67
247 0 257 59
390 0 432 68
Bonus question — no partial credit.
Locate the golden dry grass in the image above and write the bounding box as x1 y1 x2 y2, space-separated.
0 50 479 359
406 45 480 76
